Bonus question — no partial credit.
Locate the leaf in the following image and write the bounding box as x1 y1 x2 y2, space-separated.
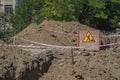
95 12 108 19
111 0 120 4
88 0 105 9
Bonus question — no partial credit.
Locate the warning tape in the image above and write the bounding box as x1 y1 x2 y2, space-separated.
45 29 78 36
100 42 119 47
15 37 120 49
15 37 83 49
44 28 120 38
0 43 50 49
102 34 120 38
0 42 119 49
0 37 119 50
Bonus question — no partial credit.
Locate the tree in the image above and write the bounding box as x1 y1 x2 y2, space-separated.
38 0 120 30
0 13 13 38
11 0 45 33
71 0 120 30
39 0 75 21
11 0 120 33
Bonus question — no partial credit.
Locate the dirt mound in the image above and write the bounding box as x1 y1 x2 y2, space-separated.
16 20 96 46
0 47 53 80
0 20 119 80
40 49 120 80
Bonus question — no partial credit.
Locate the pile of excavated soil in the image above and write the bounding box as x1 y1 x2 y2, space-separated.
16 20 97 46
0 20 119 80
40 49 120 80
0 47 53 80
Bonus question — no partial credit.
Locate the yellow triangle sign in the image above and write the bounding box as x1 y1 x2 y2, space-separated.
82 31 95 43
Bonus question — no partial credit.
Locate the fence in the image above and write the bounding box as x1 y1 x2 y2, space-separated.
0 28 120 50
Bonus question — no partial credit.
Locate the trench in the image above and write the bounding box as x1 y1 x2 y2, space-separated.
0 52 53 80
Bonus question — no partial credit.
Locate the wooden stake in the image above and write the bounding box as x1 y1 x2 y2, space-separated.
71 48 74 65
13 36 16 45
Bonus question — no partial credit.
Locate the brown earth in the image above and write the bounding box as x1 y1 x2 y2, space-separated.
0 46 119 80
39 49 120 80
0 20 120 80
15 20 120 80
0 47 53 80
16 20 97 46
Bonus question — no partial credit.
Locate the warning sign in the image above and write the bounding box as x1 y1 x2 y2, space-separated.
78 30 100 51
82 31 95 43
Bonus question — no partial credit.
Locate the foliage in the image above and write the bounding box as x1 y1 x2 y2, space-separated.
39 0 75 21
10 0 120 33
72 0 120 30
38 0 120 30
11 0 44 33
0 13 13 38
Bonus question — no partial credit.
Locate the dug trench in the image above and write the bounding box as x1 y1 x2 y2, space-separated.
0 46 120 80
0 47 54 80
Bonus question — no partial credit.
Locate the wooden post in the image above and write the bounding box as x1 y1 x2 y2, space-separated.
13 36 16 45
71 48 74 65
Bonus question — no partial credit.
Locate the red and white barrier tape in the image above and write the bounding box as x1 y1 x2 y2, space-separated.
102 34 120 38
45 29 78 36
44 28 120 38
15 37 120 49
0 44 49 49
15 37 83 49
0 38 119 49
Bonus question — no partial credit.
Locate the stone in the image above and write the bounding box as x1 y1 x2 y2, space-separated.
75 74 84 80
